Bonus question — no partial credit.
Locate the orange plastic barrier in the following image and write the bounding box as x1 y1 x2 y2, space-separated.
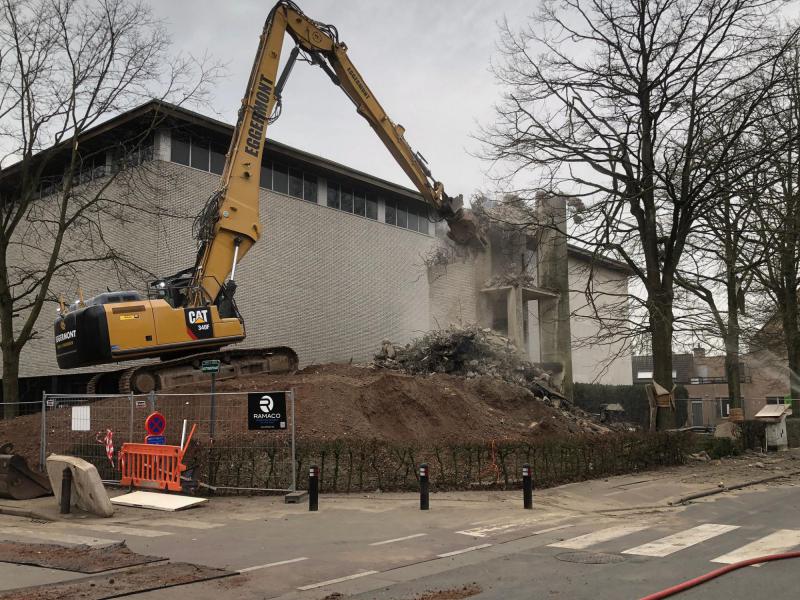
119 424 196 492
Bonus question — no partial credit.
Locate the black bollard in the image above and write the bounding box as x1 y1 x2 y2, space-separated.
522 464 533 510
60 467 72 514
308 465 319 512
419 463 429 510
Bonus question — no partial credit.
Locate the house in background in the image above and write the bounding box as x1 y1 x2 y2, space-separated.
633 348 790 426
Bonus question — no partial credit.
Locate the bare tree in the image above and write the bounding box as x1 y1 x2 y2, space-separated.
0 0 218 417
741 41 800 406
480 0 797 429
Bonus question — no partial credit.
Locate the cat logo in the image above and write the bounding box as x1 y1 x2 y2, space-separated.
188 309 209 324
184 308 213 340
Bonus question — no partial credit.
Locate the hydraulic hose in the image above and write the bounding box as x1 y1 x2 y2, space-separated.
638 551 800 600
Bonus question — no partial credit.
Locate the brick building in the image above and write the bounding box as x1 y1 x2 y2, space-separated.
4 101 632 400
633 348 791 426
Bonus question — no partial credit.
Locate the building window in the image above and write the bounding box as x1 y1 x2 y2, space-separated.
190 141 210 171
366 197 378 220
210 145 226 174
288 168 304 199
354 191 366 216
766 396 787 405
637 370 653 379
385 199 396 225
407 209 418 232
396 204 407 228
171 133 190 166
303 174 318 202
272 163 289 194
327 183 340 209
339 189 353 213
260 164 272 189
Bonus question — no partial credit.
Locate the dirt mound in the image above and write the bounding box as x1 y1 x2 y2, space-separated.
202 363 586 442
0 364 605 470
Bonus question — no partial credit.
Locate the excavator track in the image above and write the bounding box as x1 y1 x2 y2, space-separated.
92 347 298 394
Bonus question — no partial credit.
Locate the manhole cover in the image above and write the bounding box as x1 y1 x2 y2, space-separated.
555 551 626 564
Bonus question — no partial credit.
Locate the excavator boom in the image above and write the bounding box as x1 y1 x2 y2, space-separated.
54 0 483 394
191 0 484 306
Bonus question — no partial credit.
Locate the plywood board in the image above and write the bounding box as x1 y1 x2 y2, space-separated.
755 404 792 418
111 491 207 511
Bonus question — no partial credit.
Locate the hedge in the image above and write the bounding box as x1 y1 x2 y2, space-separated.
191 431 695 494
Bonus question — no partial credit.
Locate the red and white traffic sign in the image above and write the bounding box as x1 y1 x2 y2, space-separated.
144 411 166 436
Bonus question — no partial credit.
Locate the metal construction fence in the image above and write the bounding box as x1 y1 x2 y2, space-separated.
38 390 296 493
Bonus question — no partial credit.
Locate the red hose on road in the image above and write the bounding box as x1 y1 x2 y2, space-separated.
638 551 800 600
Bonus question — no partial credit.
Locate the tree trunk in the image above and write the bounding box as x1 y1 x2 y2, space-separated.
725 265 742 412
650 293 676 430
783 286 800 411
2 349 20 419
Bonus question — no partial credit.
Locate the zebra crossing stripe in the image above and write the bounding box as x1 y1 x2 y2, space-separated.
712 529 800 566
549 525 650 550
622 524 739 557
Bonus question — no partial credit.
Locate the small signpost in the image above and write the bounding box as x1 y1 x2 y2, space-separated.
247 392 288 430
202 360 221 440
144 411 166 445
247 390 297 495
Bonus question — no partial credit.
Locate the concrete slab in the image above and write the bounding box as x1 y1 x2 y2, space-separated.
111 490 207 511
45 455 114 518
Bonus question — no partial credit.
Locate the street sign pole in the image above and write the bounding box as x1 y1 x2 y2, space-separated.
201 360 221 444
210 370 216 441
290 389 296 492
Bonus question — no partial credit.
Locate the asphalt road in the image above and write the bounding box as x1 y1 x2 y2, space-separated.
0 474 798 599
344 486 800 600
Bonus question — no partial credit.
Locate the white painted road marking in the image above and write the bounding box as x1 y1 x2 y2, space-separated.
238 556 308 573
0 527 117 547
712 530 800 566
623 524 739 557
369 533 427 546
530 524 574 536
457 517 570 538
437 543 493 558
80 524 171 538
549 525 650 550
297 570 379 590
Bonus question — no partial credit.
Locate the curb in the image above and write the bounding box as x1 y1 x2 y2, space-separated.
669 470 800 505
0 503 53 521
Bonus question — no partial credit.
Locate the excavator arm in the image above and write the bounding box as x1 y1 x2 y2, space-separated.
190 0 484 306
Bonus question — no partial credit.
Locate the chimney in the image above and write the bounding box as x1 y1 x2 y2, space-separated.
693 347 705 358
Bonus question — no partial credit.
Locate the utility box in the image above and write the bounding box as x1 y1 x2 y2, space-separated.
754 404 793 452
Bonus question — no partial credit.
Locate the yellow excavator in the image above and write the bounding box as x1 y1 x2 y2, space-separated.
54 0 483 393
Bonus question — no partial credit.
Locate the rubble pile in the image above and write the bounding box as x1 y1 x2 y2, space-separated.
373 326 617 434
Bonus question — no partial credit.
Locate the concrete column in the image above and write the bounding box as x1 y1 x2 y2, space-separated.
536 193 574 399
507 286 526 352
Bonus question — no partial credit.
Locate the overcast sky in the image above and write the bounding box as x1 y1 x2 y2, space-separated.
144 0 533 200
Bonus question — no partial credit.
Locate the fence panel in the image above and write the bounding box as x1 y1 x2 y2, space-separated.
43 393 144 480
41 390 296 492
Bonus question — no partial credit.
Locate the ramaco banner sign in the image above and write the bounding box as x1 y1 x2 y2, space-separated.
184 307 214 340
248 391 287 430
